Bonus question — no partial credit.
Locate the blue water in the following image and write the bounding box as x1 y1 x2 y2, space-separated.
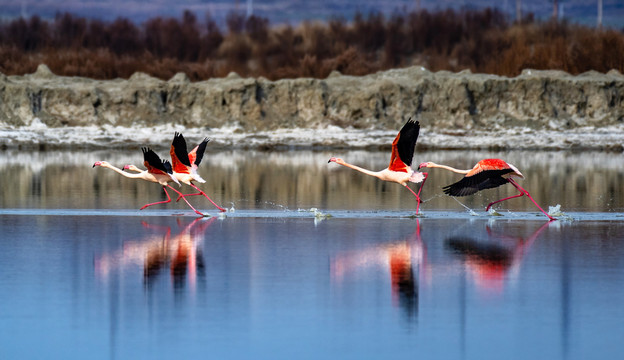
1 211 623 359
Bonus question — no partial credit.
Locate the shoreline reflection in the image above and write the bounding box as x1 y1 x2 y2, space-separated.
1 149 622 212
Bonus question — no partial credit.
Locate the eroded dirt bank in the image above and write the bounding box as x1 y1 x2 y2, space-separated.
1 64 623 150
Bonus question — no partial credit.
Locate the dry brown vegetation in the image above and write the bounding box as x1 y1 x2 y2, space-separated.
1 9 623 81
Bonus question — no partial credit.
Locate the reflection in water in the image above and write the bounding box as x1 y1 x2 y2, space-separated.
331 221 427 320
1 149 623 212
445 220 551 294
1 215 623 359
95 217 215 291
330 219 551 321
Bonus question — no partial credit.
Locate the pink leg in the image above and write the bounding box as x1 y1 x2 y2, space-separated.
189 183 226 212
175 184 226 212
176 191 202 202
486 179 555 221
416 173 428 199
405 172 428 215
167 185 205 216
140 186 173 210
507 179 555 221
404 185 422 215
140 186 204 216
485 190 525 211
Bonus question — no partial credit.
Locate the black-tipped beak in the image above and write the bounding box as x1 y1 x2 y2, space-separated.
327 159 331 163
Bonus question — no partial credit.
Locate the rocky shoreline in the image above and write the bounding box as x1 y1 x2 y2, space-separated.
1 64 624 150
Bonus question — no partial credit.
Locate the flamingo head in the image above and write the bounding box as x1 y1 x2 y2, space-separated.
418 162 433 170
93 161 108 168
328 157 343 164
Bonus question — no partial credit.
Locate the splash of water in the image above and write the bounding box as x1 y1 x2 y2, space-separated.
487 208 503 217
548 204 566 217
451 197 479 216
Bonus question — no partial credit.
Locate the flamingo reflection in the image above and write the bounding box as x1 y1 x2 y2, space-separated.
95 217 215 291
445 220 551 294
331 220 429 319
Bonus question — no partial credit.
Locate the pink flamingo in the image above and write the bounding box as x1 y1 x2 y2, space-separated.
169 132 226 212
418 159 555 220
93 147 205 216
328 118 427 214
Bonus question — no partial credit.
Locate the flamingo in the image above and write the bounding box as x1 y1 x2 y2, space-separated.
328 118 427 214
418 159 555 220
170 132 226 212
93 147 205 216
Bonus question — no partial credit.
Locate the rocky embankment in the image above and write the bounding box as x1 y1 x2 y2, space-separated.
1 64 623 150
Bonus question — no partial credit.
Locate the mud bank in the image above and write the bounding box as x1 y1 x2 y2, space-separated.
1 65 623 150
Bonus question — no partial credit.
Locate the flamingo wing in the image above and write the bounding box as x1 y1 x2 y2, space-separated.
388 119 420 172
442 169 513 196
170 132 192 173
188 138 210 167
142 147 172 175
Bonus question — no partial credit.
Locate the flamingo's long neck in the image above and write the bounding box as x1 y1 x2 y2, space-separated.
426 162 470 175
103 164 148 180
338 161 383 179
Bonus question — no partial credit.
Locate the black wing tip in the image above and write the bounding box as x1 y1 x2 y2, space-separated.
194 137 211 166
442 184 454 196
172 132 186 144
162 159 174 174
405 117 420 127
442 183 474 197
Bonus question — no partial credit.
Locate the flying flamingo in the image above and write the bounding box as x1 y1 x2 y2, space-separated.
418 159 555 220
328 118 427 214
93 147 205 216
169 132 226 212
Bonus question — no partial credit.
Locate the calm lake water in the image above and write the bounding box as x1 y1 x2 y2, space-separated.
1 150 623 359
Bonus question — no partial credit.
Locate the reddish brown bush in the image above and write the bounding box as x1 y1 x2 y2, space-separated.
1 8 623 80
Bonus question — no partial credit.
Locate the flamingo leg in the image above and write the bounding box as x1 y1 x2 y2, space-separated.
486 179 555 221
140 186 173 210
485 189 525 211
176 191 203 201
507 179 555 221
404 185 422 215
405 172 428 215
187 183 226 212
167 185 205 216
139 186 205 216
416 172 428 199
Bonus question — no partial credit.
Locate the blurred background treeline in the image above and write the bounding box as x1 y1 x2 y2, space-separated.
1 8 623 81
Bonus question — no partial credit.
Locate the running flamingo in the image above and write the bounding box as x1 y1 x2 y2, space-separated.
169 132 226 212
328 118 427 214
418 159 555 220
93 147 205 216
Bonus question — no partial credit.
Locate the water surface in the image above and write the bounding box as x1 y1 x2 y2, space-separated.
1 150 623 359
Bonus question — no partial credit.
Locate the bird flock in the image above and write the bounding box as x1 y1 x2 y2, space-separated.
93 120 555 221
